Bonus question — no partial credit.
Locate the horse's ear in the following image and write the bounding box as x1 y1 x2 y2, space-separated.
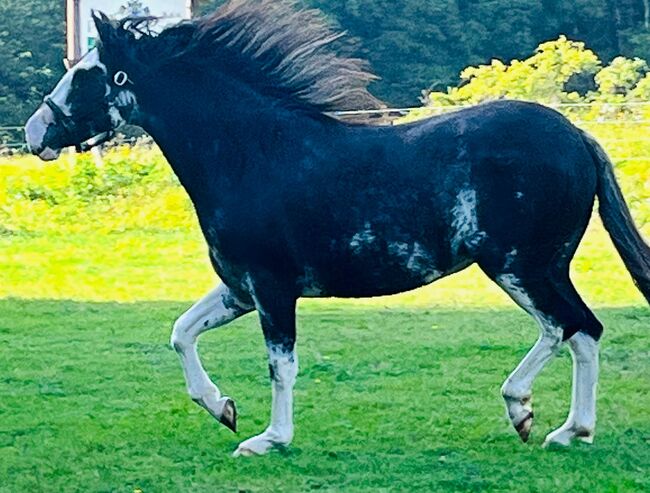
92 10 115 44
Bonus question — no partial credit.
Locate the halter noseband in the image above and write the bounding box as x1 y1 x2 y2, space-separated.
42 68 133 154
44 96 116 153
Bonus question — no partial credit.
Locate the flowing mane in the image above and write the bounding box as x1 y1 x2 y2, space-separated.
116 0 383 113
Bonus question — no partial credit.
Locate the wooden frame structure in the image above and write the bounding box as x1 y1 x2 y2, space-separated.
65 0 200 66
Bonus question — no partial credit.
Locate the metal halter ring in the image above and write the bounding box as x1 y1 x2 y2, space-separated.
113 71 130 87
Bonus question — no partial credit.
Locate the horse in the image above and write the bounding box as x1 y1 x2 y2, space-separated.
24 0 649 457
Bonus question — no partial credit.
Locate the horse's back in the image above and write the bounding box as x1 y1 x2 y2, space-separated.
297 100 599 296
399 100 598 249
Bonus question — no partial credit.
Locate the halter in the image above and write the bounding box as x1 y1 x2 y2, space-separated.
43 96 115 153
42 68 133 153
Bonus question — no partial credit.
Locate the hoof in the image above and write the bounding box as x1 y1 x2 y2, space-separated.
232 429 290 457
232 446 257 458
219 398 237 433
503 394 534 443
232 441 285 458
543 425 594 448
514 411 534 443
193 393 237 432
576 431 594 444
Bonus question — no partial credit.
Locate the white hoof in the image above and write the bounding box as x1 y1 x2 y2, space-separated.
232 428 291 457
543 423 594 447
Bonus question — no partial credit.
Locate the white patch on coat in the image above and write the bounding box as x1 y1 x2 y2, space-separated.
451 189 479 254
423 270 444 283
171 284 252 405
243 273 264 315
267 345 297 439
496 273 535 312
406 243 443 282
350 222 376 254
109 90 138 127
234 345 298 456
25 49 109 156
108 106 126 127
504 248 518 270
388 241 409 258
114 89 137 108
515 192 524 199
48 49 107 112
208 245 225 274
544 332 599 446
497 273 565 432
406 242 428 272
387 241 442 282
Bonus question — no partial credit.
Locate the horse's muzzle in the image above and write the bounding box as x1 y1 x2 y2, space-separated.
25 106 61 160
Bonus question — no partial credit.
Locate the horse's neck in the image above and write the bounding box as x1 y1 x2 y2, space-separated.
139 98 331 213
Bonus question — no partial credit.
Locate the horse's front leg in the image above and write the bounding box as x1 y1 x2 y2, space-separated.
234 278 298 457
171 283 253 431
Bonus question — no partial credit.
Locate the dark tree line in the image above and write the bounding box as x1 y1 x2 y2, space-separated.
2 0 650 126
304 0 650 104
0 1 65 129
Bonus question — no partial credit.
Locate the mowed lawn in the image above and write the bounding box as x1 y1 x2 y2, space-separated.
1 213 649 491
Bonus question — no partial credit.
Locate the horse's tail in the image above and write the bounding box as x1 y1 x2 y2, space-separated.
581 130 650 303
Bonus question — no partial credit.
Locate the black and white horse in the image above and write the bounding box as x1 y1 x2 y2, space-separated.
25 0 649 456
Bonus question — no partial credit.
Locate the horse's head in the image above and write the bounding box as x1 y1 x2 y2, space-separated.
25 12 138 160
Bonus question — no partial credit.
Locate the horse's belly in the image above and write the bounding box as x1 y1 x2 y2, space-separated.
298 239 459 298
302 272 442 298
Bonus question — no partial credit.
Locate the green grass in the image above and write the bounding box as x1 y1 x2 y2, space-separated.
0 300 648 492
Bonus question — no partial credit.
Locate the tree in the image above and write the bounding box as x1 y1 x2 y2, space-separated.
2 0 650 129
0 0 64 127
406 36 649 116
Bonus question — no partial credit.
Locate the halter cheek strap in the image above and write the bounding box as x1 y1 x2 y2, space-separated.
42 69 133 153
43 96 115 153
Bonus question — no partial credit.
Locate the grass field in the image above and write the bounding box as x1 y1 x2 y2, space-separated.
1 301 648 492
1 149 649 492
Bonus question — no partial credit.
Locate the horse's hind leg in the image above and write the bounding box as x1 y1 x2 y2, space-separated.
492 274 563 442
481 261 603 445
544 331 599 446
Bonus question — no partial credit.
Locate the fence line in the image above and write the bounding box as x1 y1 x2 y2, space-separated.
3 101 650 159
332 100 650 117
574 120 650 124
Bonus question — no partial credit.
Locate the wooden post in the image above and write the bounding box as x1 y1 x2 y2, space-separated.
66 0 82 67
65 0 81 163
187 0 200 18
